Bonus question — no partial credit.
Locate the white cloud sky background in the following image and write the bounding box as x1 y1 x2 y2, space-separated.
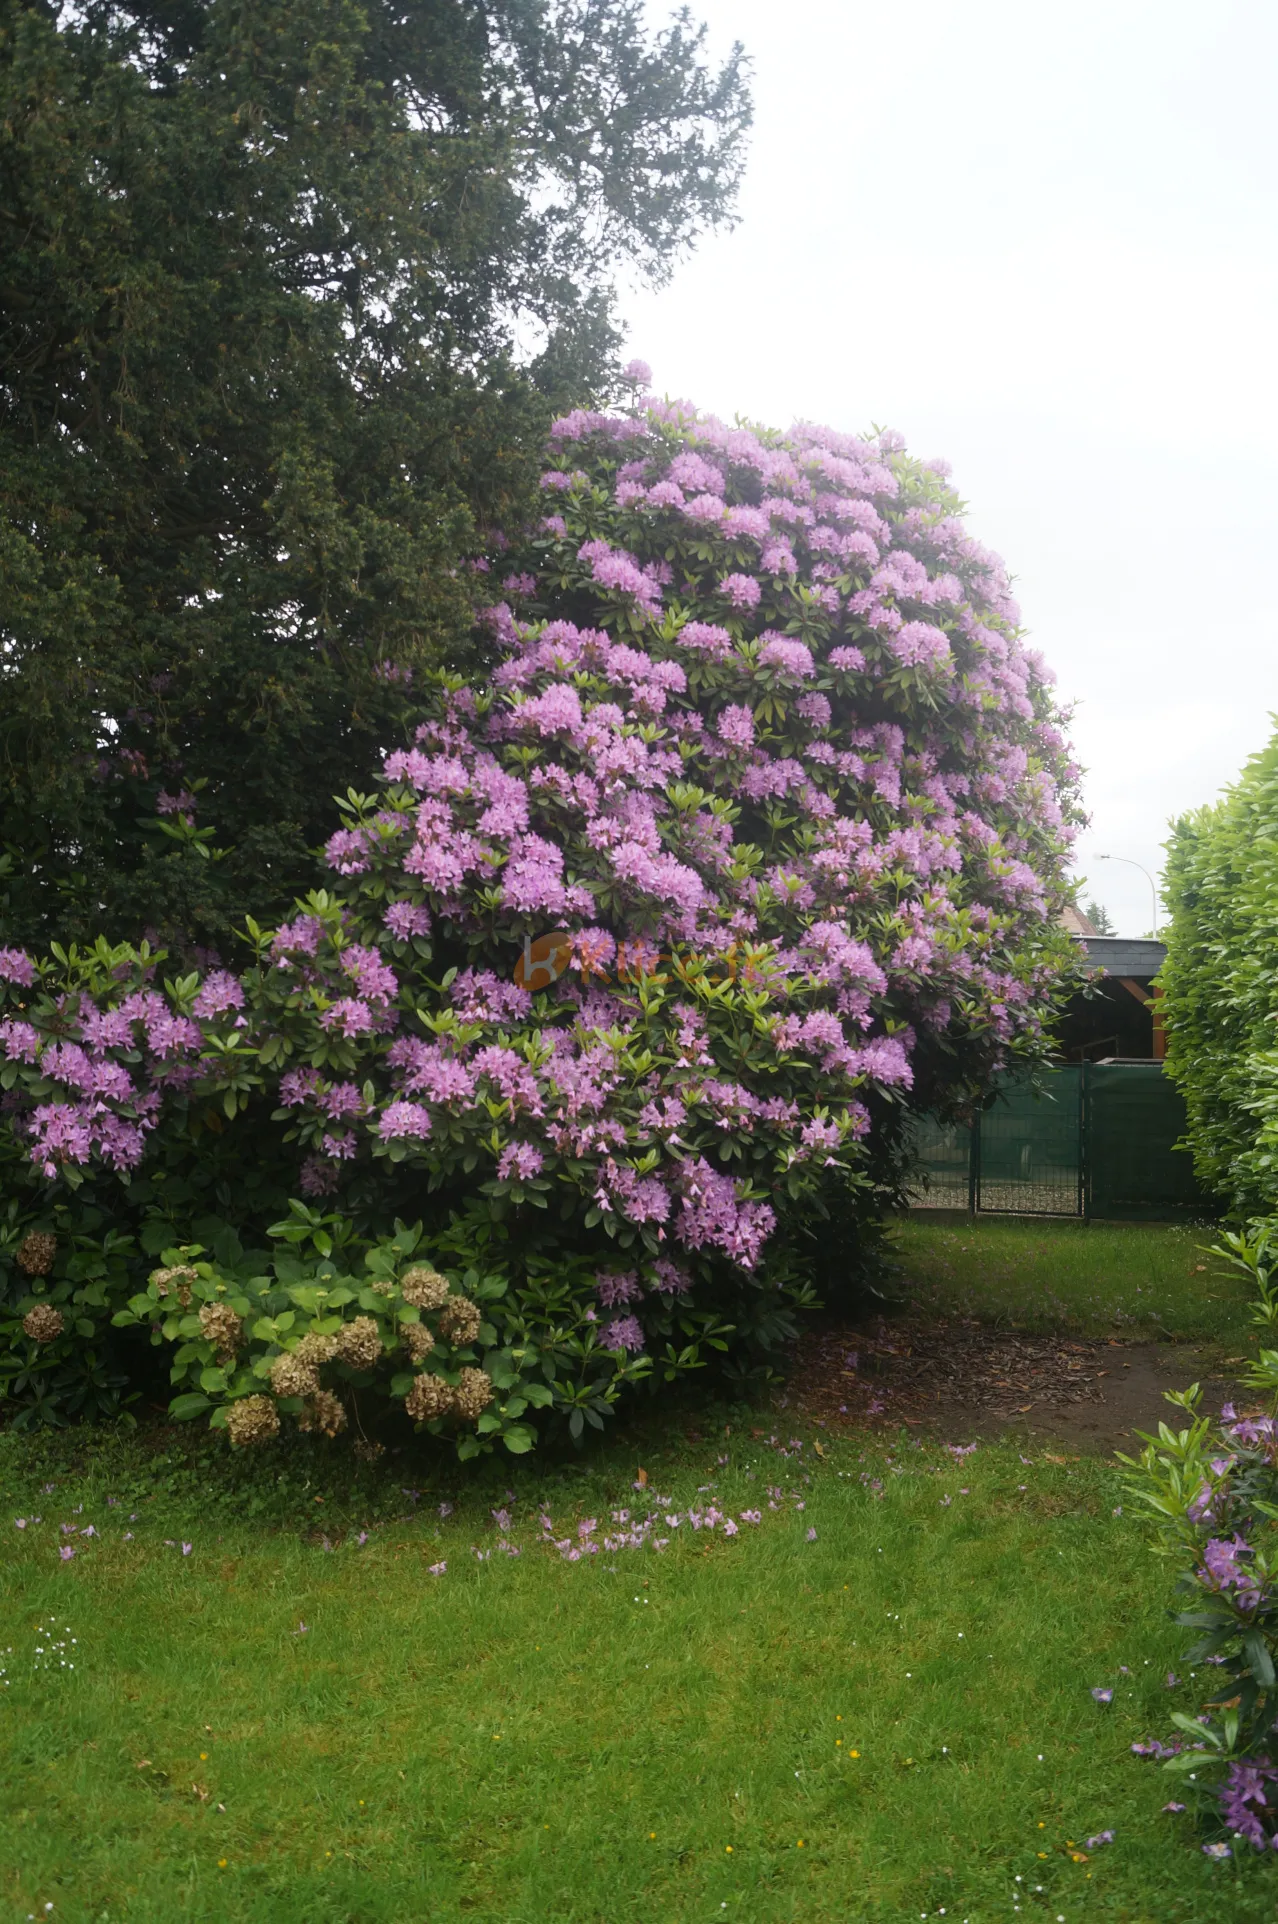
621 0 1278 936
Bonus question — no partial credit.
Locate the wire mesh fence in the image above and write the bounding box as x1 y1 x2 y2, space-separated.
907 1063 1206 1220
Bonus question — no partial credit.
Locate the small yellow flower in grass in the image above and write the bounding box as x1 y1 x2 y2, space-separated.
797 1838 805 1848
725 1845 733 1853
649 1832 656 1840
200 1752 208 1760
836 1740 842 1747
218 1859 227 1869
850 1750 860 1758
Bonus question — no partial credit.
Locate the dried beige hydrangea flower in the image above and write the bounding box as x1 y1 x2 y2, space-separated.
225 1395 280 1447
404 1372 455 1422
23 1303 64 1343
334 1316 383 1370
199 1302 244 1361
400 1264 450 1311
269 1350 319 1399
436 1295 481 1345
294 1331 339 1368
353 1438 385 1463
298 1390 347 1437
401 1322 436 1362
16 1231 57 1276
454 1366 494 1422
150 1264 199 1307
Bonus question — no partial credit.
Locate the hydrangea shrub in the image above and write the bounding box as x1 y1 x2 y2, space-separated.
0 392 1081 1446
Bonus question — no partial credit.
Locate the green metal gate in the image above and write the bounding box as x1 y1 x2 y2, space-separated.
908 1063 1207 1220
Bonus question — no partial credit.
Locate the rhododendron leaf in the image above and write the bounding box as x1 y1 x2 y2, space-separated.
1243 1632 1275 1689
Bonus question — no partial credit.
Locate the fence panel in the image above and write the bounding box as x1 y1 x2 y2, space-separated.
1085 1063 1205 1219
908 1113 973 1209
906 1063 1210 1220
977 1069 1082 1216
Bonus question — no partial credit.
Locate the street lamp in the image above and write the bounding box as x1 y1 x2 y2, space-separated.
1096 854 1160 937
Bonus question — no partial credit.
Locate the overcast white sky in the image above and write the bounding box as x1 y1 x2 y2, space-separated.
621 0 1278 936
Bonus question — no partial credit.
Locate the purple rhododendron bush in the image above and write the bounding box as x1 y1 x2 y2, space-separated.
1123 1232 1278 1855
0 388 1082 1451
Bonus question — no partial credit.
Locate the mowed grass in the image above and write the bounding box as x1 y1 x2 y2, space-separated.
0 1402 1273 1922
889 1215 1251 1347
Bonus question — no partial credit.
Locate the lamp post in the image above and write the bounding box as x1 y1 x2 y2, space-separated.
1096 854 1160 937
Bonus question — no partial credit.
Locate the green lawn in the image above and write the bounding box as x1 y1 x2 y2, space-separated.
0 1220 1271 1922
888 1215 1250 1347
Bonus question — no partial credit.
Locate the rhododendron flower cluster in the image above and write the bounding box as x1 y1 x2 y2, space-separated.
0 390 1081 1437
1124 1246 1278 1852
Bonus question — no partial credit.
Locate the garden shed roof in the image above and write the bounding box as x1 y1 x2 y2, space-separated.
1078 935 1166 977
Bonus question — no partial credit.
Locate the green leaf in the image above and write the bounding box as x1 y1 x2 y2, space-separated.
1244 1630 1276 1689
169 1392 213 1421
502 1424 536 1454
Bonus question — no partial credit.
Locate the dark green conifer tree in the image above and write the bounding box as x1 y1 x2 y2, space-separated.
0 0 749 947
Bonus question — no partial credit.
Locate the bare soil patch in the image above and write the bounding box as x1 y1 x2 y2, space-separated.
792 1316 1244 1452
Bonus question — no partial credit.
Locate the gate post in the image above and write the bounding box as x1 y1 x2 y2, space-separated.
1080 1060 1090 1222
968 1110 980 1216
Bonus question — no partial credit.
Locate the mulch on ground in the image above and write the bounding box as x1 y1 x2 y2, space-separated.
791 1316 1240 1450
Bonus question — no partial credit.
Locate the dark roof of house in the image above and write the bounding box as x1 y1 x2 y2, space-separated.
1077 935 1166 976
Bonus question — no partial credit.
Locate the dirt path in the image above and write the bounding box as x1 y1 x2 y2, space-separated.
792 1317 1243 1452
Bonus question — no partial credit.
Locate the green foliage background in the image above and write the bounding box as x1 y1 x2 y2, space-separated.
1160 725 1278 1219
0 0 749 950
